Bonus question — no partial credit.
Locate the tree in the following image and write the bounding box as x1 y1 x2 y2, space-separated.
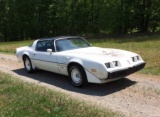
0 0 160 41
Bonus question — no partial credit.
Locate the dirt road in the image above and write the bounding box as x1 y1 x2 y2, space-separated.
0 53 160 117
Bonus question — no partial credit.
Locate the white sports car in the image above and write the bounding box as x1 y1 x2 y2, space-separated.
16 36 145 87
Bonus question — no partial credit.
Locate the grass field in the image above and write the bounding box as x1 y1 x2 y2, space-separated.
0 72 121 117
0 34 160 75
0 40 32 54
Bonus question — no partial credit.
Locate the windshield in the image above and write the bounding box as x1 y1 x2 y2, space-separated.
55 38 91 52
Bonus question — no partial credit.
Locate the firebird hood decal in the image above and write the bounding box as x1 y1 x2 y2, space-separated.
58 47 137 63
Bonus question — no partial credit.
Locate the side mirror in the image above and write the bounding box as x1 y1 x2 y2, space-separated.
47 49 52 54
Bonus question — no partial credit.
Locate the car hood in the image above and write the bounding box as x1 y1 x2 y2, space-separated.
59 47 137 63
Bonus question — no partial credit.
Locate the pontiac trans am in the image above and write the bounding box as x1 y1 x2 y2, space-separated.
16 36 145 87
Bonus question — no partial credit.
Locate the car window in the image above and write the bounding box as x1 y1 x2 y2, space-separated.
55 38 91 52
36 40 54 52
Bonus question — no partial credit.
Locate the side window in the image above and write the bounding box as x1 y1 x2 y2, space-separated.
36 40 54 52
45 42 52 50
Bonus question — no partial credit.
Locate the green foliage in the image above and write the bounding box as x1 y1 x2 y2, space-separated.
0 0 160 41
0 72 121 117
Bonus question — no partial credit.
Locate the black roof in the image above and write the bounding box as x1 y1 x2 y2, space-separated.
38 36 82 41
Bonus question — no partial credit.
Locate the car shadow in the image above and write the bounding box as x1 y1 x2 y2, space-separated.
12 68 137 96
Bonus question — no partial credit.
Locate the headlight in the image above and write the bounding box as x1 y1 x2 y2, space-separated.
105 61 121 68
132 57 135 62
136 56 140 60
105 62 111 68
113 61 118 66
132 56 141 62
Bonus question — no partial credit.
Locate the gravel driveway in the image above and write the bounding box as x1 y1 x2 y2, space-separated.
0 53 160 117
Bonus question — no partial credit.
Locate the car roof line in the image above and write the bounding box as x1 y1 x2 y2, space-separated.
38 36 82 41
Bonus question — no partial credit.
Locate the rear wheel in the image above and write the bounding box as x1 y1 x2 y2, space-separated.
23 56 33 73
69 64 88 87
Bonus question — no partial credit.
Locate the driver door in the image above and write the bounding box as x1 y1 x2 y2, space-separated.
32 40 59 73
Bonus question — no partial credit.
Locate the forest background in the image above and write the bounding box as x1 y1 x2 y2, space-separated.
0 0 160 42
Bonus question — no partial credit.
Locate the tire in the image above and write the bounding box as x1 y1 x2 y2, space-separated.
23 56 33 73
69 64 88 87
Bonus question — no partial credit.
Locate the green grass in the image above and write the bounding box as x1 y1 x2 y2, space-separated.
0 40 32 54
0 72 121 117
0 34 160 75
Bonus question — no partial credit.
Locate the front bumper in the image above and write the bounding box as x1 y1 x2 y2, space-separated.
108 62 146 79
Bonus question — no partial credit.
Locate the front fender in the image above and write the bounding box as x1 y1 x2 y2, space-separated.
83 61 108 79
67 58 108 80
67 58 84 67
22 51 30 58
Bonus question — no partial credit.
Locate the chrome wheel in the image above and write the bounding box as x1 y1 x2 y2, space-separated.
71 67 82 84
25 58 31 71
69 64 88 87
24 56 33 73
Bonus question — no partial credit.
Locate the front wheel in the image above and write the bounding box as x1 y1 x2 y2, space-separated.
69 65 88 87
23 56 33 73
